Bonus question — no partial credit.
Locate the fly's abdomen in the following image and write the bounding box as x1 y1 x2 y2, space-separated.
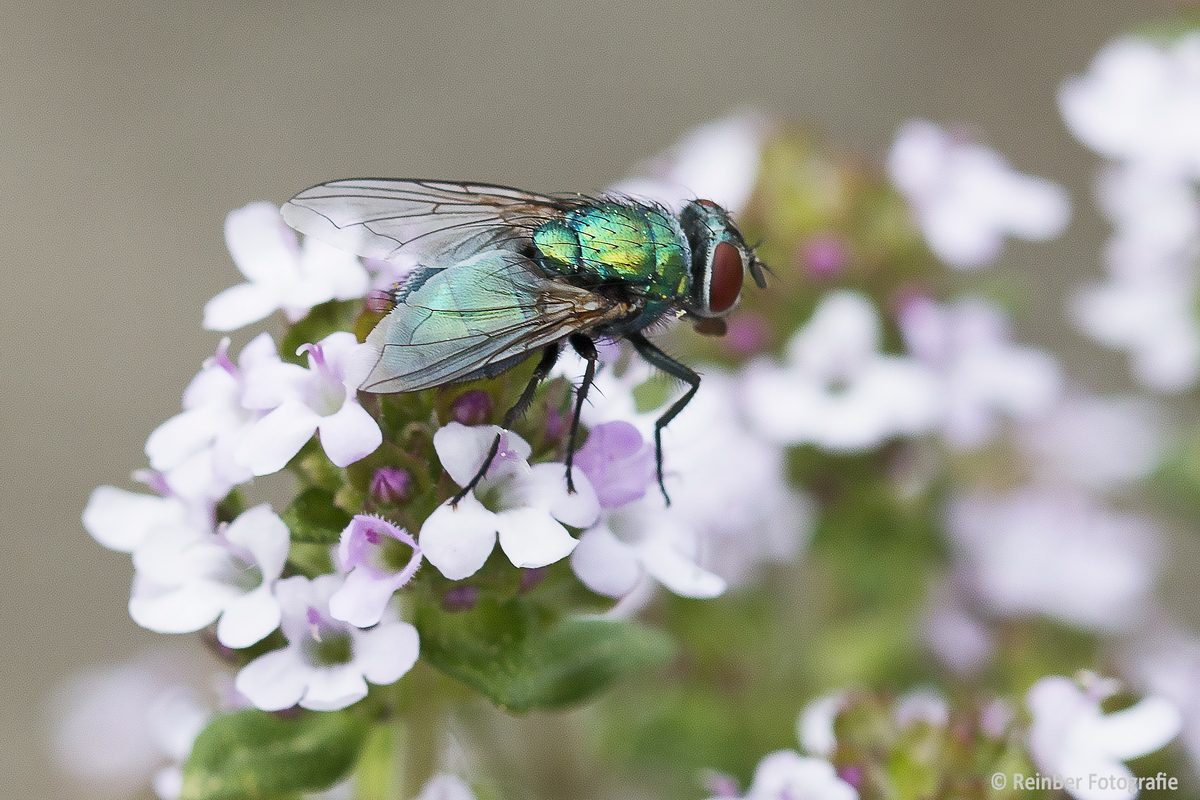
532 203 690 301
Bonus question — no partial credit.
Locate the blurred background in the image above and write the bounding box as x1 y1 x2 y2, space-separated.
0 1 1166 797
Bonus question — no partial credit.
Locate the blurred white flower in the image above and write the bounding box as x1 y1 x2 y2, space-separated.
706 750 857 800
946 489 1163 633
899 296 1062 449
744 290 941 451
1071 270 1200 392
888 119 1070 269
1027 674 1181 800
83 485 198 553
128 503 289 648
610 110 770 215
204 201 369 331
1060 34 1200 174
1120 622 1200 772
47 648 217 800
1018 393 1170 491
419 423 597 580
412 774 477 800
894 689 949 730
797 694 846 758
235 574 419 711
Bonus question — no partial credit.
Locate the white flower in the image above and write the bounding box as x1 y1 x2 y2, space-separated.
129 503 289 649
83 485 198 553
797 694 846 758
145 334 278 504
708 750 857 800
899 296 1062 448
412 775 476 800
610 110 769 215
204 201 369 331
1018 393 1170 492
888 119 1070 269
329 515 423 628
1060 34 1200 174
946 489 1162 633
47 649 216 800
235 574 419 711
1072 269 1200 393
235 331 382 474
743 291 941 451
1027 675 1181 800
571 495 725 599
1120 623 1200 772
418 423 598 580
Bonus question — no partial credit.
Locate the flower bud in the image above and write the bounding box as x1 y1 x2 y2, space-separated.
370 466 413 506
450 390 493 426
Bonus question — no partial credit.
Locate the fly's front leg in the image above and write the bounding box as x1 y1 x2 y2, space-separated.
627 332 700 506
565 334 598 494
450 344 561 507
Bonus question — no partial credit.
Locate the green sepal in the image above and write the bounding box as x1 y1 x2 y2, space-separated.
179 708 369 800
416 598 672 713
281 487 353 545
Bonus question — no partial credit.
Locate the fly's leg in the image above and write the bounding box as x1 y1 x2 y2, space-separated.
564 334 599 494
450 343 561 507
627 332 701 506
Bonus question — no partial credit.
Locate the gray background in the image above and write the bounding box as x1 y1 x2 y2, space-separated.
1 1 1160 797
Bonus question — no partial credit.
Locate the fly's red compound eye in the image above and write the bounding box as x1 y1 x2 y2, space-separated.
708 240 744 314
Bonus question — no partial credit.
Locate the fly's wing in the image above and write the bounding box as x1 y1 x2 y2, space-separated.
281 179 581 266
361 249 627 393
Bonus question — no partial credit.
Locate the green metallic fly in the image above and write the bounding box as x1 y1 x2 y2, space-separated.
281 179 766 503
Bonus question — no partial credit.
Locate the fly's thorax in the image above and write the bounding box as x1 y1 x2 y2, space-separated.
531 202 690 303
677 200 765 322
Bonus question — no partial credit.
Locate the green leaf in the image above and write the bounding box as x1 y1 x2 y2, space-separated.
180 709 369 800
282 487 353 545
416 599 672 713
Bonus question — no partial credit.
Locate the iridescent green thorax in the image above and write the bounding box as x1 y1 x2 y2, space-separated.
532 203 691 307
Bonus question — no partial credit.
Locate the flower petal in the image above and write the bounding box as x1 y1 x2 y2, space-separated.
223 504 290 581
433 423 531 487
317 398 383 467
129 578 232 634
235 401 321 476
495 507 578 569
328 567 403 628
216 584 282 649
419 495 498 580
300 665 368 711
82 487 189 553
354 621 420 685
570 525 642 597
639 534 726 598
203 282 282 332
235 647 311 711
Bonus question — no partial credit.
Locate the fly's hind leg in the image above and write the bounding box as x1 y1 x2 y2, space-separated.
627 332 701 506
564 334 599 493
449 343 562 506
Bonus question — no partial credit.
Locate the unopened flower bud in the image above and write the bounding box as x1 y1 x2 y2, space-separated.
450 390 493 426
370 466 413 505
442 584 480 612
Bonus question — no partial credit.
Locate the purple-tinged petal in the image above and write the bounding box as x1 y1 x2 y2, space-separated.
240 358 308 411
573 422 655 508
328 568 405 628
146 408 228 472
300 665 368 711
353 621 420 685
216 584 281 648
235 400 321 476
570 526 642 597
235 647 311 711
203 283 281 332
419 495 498 580
317 398 382 467
495 508 578 569
82 487 188 553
